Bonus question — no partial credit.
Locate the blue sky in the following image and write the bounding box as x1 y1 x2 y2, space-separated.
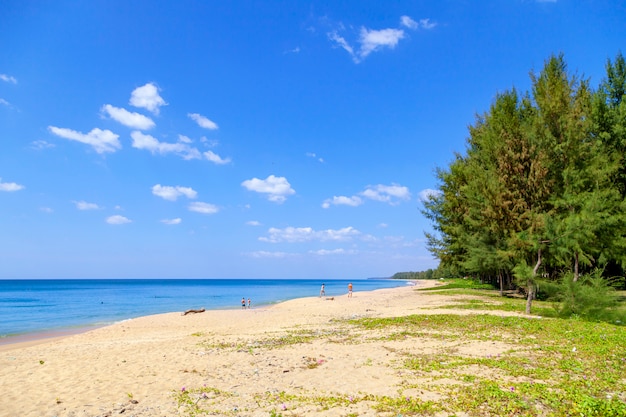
1 1 624 279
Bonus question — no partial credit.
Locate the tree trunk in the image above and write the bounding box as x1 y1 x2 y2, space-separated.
499 270 504 296
526 248 542 314
525 281 536 315
532 247 542 276
573 252 579 282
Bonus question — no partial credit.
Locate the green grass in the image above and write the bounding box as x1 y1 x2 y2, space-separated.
419 278 496 291
175 386 234 417
196 328 354 352
433 290 557 317
423 279 624 320
174 284 626 416
350 313 626 416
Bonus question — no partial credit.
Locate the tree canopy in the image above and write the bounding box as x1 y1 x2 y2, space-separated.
423 53 626 312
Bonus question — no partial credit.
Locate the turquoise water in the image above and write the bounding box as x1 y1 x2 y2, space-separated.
0 279 410 338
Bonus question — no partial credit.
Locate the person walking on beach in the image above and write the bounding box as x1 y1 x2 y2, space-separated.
241 297 246 309
320 283 325 297
348 282 353 298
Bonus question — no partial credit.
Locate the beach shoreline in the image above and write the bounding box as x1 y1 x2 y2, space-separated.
0 281 412 350
0 277 411 341
0 325 105 350
2 279 525 417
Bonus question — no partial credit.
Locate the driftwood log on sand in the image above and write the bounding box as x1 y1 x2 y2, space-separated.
182 308 206 315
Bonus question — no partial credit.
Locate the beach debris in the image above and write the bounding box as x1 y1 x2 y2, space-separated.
302 356 325 369
182 308 206 315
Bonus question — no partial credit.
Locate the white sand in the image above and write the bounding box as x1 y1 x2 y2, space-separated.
0 281 526 417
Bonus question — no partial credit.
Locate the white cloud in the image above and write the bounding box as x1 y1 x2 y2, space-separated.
249 251 291 258
152 184 197 201
327 16 434 63
309 248 356 255
49 126 121 154
0 74 17 84
359 27 404 60
101 104 155 130
241 175 295 203
400 16 418 29
188 201 219 214
418 18 436 29
161 218 182 225
188 113 218 130
0 98 10 107
361 184 411 204
74 200 100 210
419 188 442 202
361 233 378 242
178 134 193 144
130 131 201 160
322 195 363 209
30 140 55 150
329 27 404 63
259 226 360 243
201 136 219 147
306 152 324 163
40 207 53 213
106 215 131 225
246 220 261 226
400 16 436 30
0 178 24 192
322 184 410 208
204 150 231 165
328 31 355 57
129 83 166 114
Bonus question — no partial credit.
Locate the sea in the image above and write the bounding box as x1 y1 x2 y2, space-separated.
0 278 411 340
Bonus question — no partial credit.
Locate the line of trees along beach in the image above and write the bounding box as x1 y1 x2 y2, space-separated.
421 52 626 317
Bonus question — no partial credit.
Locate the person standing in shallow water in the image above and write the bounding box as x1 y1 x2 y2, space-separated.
320 283 325 297
241 297 246 309
348 282 353 298
247 298 251 309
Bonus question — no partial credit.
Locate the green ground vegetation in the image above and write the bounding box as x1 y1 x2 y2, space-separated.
173 283 625 416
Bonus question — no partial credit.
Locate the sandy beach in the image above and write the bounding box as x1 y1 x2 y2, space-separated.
0 281 527 417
